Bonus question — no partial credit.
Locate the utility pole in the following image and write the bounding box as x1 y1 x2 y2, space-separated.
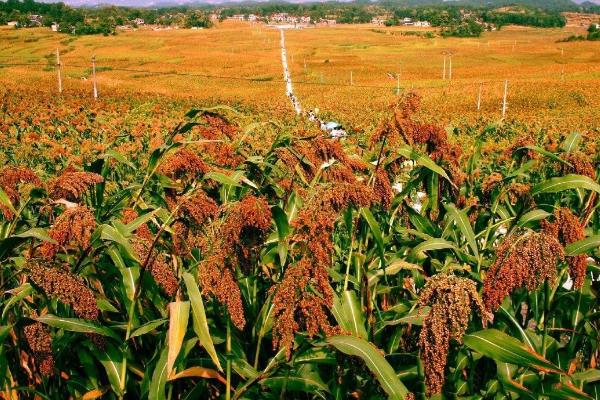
502 80 509 118
442 53 446 80
396 71 400 95
350 71 353 85
56 48 62 94
92 55 98 100
477 82 482 111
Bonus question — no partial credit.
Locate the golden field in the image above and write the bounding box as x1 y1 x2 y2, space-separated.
1 20 599 133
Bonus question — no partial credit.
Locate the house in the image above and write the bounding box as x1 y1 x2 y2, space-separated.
247 14 258 22
414 21 430 27
228 14 245 21
51 22 59 31
299 16 311 24
7 21 18 27
320 19 336 26
134 18 145 25
371 17 386 25
29 14 42 27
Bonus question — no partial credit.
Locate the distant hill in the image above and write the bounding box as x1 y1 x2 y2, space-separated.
32 0 600 10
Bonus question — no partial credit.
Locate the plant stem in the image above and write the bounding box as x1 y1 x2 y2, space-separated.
226 318 232 400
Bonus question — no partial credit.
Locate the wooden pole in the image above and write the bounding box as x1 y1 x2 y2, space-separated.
442 55 446 80
477 82 482 111
502 80 509 118
92 55 98 100
396 72 400 95
449 54 453 81
56 48 62 94
350 71 353 86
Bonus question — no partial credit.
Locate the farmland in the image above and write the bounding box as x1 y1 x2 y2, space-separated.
1 15 600 400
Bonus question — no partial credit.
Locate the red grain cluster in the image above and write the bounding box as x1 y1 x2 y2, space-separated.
482 231 564 311
28 263 100 321
0 165 41 219
23 322 54 375
542 208 587 289
418 274 490 395
271 183 374 356
39 206 96 259
47 170 103 201
198 195 272 329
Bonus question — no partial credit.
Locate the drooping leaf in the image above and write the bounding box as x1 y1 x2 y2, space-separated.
167 301 190 378
463 329 562 374
35 315 120 340
532 175 600 196
327 335 409 400
183 273 222 372
445 203 479 258
565 235 600 256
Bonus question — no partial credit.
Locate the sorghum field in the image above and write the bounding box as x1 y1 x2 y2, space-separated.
0 19 599 400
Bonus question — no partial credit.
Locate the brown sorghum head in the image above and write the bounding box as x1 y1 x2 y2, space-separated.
39 206 96 259
198 254 246 329
28 263 99 321
560 151 596 179
271 257 340 358
121 208 153 240
47 171 103 201
482 231 564 312
132 238 179 297
542 208 587 289
481 173 503 194
179 191 219 227
195 195 271 329
159 148 210 180
418 274 490 396
23 322 54 375
0 166 41 219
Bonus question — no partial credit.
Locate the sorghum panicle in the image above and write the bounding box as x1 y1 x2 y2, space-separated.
47 171 103 201
28 263 99 321
482 231 564 311
23 322 54 376
39 206 96 259
418 274 490 395
542 208 587 289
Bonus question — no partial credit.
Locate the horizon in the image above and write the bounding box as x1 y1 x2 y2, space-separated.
21 0 600 9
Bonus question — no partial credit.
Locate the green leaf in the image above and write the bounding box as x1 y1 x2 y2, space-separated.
130 319 167 339
261 376 329 394
167 301 190 378
35 315 120 340
532 175 600 196
361 208 385 264
204 171 241 187
149 348 168 400
445 203 479 258
94 342 125 396
517 209 551 227
124 208 161 234
520 145 569 165
397 146 456 188
565 235 600 256
14 228 57 243
412 238 456 256
0 186 16 216
332 290 368 339
183 273 222 372
102 149 135 168
100 224 139 263
561 132 582 153
327 335 409 400
463 329 562 374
